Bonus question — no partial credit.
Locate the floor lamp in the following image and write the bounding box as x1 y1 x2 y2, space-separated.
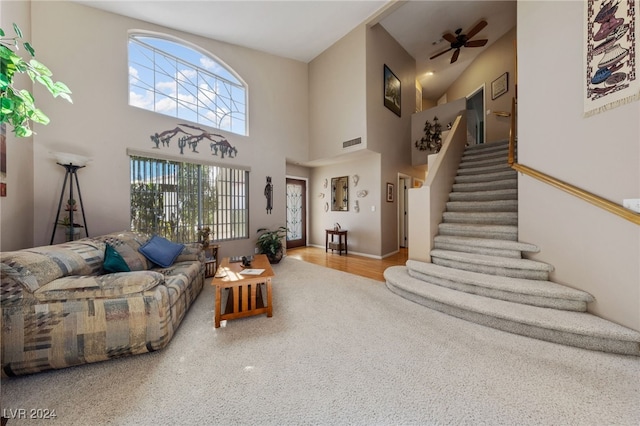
50 162 89 244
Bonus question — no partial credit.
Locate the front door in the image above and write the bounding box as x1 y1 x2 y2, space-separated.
286 178 307 249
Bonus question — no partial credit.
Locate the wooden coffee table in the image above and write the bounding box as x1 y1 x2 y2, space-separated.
211 254 275 328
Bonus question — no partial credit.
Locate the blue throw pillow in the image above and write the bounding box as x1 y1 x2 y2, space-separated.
104 243 131 273
138 235 185 268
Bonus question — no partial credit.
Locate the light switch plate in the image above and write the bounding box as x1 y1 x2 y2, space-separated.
623 199 640 213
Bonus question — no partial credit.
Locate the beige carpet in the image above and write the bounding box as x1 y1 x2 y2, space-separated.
1 257 639 425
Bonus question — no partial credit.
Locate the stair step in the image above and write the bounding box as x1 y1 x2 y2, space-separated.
464 140 509 152
439 223 518 240
458 156 507 169
446 199 518 212
442 211 518 225
454 169 517 184
430 249 553 280
452 178 517 193
456 163 513 176
433 235 538 258
384 266 640 356
449 189 518 202
405 260 593 311
461 148 509 162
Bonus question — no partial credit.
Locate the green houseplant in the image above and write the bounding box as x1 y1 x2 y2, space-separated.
256 226 287 264
1 23 72 137
57 215 84 242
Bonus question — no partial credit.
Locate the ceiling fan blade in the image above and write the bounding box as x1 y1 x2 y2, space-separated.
450 48 460 63
466 20 488 39
442 32 457 44
430 47 453 60
465 39 488 48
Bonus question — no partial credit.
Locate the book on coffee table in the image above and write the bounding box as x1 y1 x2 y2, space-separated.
239 268 265 275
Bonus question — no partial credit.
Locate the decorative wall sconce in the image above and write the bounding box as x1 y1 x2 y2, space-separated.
323 178 328 189
356 190 368 198
324 202 329 212
352 175 359 187
354 200 360 212
318 193 325 198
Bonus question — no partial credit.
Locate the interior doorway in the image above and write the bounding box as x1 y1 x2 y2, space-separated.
466 86 485 145
285 177 307 249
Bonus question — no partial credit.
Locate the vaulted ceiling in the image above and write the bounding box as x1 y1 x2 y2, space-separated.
74 0 516 101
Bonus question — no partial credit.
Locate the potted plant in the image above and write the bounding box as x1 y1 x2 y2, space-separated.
256 226 287 264
197 226 211 248
1 23 72 137
57 216 84 241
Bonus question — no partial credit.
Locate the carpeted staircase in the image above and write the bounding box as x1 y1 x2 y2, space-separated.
385 140 640 356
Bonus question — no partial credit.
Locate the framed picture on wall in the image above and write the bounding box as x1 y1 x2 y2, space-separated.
386 182 394 202
383 65 401 117
491 72 509 100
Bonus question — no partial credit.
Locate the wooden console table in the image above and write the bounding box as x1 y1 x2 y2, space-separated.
325 229 348 255
211 254 274 328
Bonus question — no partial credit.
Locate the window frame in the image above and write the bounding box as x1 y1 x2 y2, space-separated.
128 31 249 136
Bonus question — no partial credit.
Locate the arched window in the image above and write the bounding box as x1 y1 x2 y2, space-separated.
128 33 247 136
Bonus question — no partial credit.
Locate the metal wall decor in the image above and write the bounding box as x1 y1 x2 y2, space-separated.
265 176 273 214
150 124 238 158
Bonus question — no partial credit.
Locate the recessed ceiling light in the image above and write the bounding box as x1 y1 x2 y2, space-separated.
425 71 434 76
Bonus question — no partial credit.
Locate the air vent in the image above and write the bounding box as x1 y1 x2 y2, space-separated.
343 137 362 148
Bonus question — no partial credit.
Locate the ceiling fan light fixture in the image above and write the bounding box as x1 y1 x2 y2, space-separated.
429 19 489 64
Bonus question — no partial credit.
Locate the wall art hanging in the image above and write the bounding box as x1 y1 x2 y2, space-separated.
384 64 401 117
585 0 639 116
150 124 238 157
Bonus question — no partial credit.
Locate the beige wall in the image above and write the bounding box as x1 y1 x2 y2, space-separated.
28 1 309 259
518 2 640 331
366 24 421 257
0 0 35 251
309 25 367 161
309 152 381 256
445 27 516 143
307 22 421 257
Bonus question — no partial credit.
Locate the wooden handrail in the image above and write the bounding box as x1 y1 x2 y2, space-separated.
508 97 516 165
512 164 640 225
508 98 640 225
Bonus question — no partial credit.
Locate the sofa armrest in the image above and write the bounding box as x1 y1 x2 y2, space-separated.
174 243 206 264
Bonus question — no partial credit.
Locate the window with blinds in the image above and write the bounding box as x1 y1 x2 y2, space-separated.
130 155 249 242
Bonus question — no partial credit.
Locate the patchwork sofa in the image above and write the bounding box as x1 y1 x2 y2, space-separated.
1 231 205 377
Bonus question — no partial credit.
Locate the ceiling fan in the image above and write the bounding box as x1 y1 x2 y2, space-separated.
430 20 488 64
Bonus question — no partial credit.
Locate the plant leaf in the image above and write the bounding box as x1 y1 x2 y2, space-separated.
18 89 34 104
12 23 23 39
30 59 52 77
14 124 32 138
23 42 35 57
0 28 5 37
1 97 14 114
52 81 72 94
29 108 49 125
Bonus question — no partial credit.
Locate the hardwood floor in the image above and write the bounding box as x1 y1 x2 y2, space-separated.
286 246 408 282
